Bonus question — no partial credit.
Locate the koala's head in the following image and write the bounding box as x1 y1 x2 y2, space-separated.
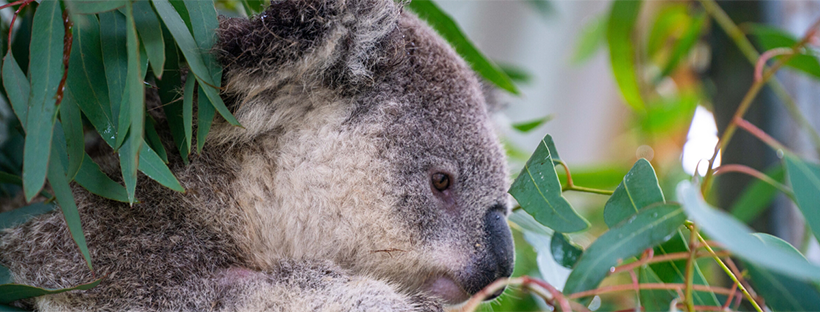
213 0 513 305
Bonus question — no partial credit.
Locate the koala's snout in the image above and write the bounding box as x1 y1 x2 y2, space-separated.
463 207 515 299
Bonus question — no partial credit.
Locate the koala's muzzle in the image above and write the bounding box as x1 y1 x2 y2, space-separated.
463 207 515 300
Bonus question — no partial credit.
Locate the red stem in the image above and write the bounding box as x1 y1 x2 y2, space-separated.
55 10 73 107
734 116 787 151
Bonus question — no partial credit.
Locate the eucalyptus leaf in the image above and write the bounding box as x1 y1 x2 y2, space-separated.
603 159 664 228
523 231 571 291
138 143 184 192
730 165 784 223
512 116 552 133
658 12 706 78
0 276 102 304
60 92 84 180
0 202 57 230
182 76 195 153
197 87 216 152
74 155 130 203
509 135 589 233
2 52 29 126
751 24 820 80
677 180 820 281
99 10 128 138
66 0 127 14
550 233 582 269
406 0 519 95
133 0 165 76
638 266 676 312
563 203 685 298
23 0 64 202
572 16 607 65
508 209 554 237
156 24 189 163
783 154 820 244
607 0 644 112
743 233 820 312
144 116 168 163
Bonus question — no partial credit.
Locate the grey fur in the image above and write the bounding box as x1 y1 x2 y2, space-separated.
0 0 513 310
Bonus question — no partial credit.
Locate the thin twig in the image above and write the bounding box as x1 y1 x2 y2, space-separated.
567 283 738 300
556 160 614 195
610 250 731 274
684 224 698 312
696 233 764 312
723 282 738 310
713 163 793 199
733 117 787 151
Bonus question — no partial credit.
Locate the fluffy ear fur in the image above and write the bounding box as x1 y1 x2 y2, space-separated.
217 0 403 99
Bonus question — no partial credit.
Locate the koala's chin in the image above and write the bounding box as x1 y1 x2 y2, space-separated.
0 0 515 310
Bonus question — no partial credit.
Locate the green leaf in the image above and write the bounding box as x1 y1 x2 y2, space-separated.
512 116 552 133
66 0 127 14
751 24 820 79
542 134 561 164
651 229 720 306
48 131 92 271
550 233 582 269
156 24 189 163
646 4 689 58
744 233 820 312
99 10 129 142
509 135 589 233
0 202 57 230
153 0 241 127
572 16 607 65
606 0 644 112
523 231 572 291
24 0 64 202
659 12 706 78
67 14 115 146
783 154 820 244
197 87 216 152
240 0 266 15
498 64 532 84
122 2 145 204
730 164 784 223
2 52 29 127
406 0 519 95
638 266 677 312
138 143 184 192
563 203 685 298
677 180 820 281
60 92 84 180
0 275 102 304
133 0 165 77
74 155 129 203
603 159 664 227
182 75 195 153
508 209 554 237
0 171 22 186
144 116 168 163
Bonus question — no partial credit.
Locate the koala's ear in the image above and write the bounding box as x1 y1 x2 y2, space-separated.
217 0 403 93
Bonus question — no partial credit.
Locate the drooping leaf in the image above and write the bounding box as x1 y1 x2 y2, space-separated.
74 155 130 203
0 202 57 230
572 16 607 65
182 75 195 153
197 87 216 152
646 4 689 58
48 131 92 272
508 209 554 237
0 171 22 186
60 92 84 180
23 0 64 202
751 24 820 80
564 203 685 300
0 274 102 304
730 164 784 223
512 116 552 133
66 0 127 14
638 266 677 312
133 0 165 76
744 233 820 312
66 14 115 146
659 12 706 78
144 116 168 163
550 233 582 269
153 0 241 127
406 0 519 95
509 135 589 233
99 10 129 141
2 52 29 126
606 0 644 112
783 154 820 244
677 180 820 281
156 24 189 163
138 143 184 192
603 159 665 227
651 229 720 306
498 64 532 84
523 231 572 291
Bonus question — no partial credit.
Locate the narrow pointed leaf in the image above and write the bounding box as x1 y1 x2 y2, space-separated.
2 52 29 126
66 0 127 14
512 116 552 133
144 116 168 163
550 233 582 269
607 0 644 112
67 15 114 146
730 165 784 223
182 76 195 152
99 10 128 136
240 0 266 14
74 155 130 203
156 25 189 163
197 87 216 152
651 229 720 306
138 143 184 192
604 159 664 227
510 135 589 233
523 232 572 291
0 202 57 230
60 93 84 180
406 0 519 95
572 16 607 65
659 12 706 78
638 266 676 312
133 0 165 77
48 133 92 271
24 0 64 202
564 203 685 298
0 277 102 304
743 233 820 312
118 135 138 203
783 154 820 244
677 180 820 281
153 0 241 126
508 209 554 236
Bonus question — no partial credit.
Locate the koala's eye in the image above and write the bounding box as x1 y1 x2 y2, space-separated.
431 173 450 191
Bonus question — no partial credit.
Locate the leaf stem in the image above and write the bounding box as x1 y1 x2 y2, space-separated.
556 160 615 195
683 224 698 312
713 163 794 199
567 283 738 300
695 232 764 312
610 250 731 274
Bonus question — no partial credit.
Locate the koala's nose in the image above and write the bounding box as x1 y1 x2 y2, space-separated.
463 207 515 298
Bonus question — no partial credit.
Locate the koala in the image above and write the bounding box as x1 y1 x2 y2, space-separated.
0 0 514 310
